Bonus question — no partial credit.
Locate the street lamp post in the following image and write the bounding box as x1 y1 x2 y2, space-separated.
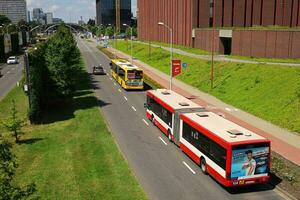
123 23 133 64
108 24 117 58
158 22 173 91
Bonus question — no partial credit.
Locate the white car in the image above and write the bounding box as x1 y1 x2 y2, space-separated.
7 56 18 65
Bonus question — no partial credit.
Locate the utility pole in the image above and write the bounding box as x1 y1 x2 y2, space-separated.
116 0 121 33
211 0 216 90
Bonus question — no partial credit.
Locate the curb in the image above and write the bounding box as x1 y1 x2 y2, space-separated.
273 186 299 200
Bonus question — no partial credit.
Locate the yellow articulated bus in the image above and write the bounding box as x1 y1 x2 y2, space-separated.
110 59 144 90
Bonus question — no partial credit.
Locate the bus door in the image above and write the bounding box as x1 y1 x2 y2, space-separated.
173 111 181 146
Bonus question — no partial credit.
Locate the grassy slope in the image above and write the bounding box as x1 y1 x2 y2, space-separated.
113 40 300 134
0 65 147 199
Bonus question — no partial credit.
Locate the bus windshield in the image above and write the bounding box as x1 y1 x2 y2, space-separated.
231 143 269 180
127 70 143 79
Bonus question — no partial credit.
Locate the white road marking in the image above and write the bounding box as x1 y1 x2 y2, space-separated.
183 161 196 174
159 137 167 146
225 107 232 112
118 89 122 92
7 71 10 74
131 106 137 112
110 77 112 80
234 108 239 111
114 82 117 86
142 119 149 126
124 96 128 101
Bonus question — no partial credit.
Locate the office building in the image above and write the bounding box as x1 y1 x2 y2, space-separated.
46 12 53 24
138 0 300 58
0 0 27 23
96 0 131 30
32 8 44 22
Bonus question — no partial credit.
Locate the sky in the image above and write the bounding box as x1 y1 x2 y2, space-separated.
26 0 137 23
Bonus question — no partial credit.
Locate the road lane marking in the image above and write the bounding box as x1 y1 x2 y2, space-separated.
110 77 112 80
131 106 137 112
159 137 167 146
118 89 122 92
124 96 128 101
142 119 149 126
183 161 196 174
114 82 117 86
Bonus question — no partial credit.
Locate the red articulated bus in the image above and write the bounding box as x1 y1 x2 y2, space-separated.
145 89 271 187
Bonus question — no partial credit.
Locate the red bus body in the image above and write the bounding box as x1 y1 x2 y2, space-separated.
145 89 271 187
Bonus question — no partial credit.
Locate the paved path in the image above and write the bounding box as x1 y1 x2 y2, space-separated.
79 38 285 200
106 45 300 166
0 58 24 100
137 41 300 67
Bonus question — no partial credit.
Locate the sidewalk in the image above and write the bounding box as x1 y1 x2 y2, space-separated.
137 41 300 67
106 45 300 166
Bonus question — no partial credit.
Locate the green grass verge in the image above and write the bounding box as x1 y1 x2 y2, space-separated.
227 55 300 64
111 40 300 134
0 62 147 199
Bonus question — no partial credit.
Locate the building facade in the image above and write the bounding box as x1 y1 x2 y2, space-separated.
138 0 300 58
32 8 44 22
46 12 53 25
96 0 131 30
0 0 27 23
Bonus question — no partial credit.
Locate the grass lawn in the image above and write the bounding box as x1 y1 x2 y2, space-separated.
111 40 300 134
0 64 147 199
131 39 300 64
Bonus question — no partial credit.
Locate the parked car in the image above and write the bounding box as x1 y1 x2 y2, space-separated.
7 56 18 65
93 65 106 75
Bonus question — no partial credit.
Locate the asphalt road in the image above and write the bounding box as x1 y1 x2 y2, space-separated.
77 38 284 200
0 58 23 100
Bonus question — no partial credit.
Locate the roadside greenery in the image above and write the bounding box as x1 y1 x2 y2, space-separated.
111 40 300 134
28 25 82 123
0 60 147 199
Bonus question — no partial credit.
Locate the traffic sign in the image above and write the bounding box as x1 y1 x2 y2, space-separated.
182 63 187 69
172 59 182 77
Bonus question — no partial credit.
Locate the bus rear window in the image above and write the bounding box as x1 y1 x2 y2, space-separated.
231 143 270 180
128 70 143 79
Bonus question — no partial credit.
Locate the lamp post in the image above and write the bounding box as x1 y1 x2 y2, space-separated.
158 22 173 91
123 23 133 64
108 24 117 58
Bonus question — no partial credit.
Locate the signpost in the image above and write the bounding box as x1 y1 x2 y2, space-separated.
172 59 182 77
182 62 187 69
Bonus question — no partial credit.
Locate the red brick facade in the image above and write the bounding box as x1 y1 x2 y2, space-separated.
138 0 300 58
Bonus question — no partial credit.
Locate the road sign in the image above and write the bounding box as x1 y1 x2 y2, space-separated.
172 59 182 77
182 63 187 69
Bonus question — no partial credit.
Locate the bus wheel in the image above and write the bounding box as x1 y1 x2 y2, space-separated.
167 130 172 142
200 158 207 174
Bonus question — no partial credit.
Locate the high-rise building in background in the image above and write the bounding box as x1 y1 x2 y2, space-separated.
27 10 31 22
96 0 131 31
138 0 300 59
0 0 27 23
46 12 53 24
32 8 44 22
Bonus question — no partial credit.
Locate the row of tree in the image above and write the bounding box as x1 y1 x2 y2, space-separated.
85 19 137 38
28 25 81 123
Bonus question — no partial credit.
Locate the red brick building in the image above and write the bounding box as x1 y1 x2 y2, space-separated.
138 0 300 58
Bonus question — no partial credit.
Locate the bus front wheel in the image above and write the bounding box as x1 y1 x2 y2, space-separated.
200 158 207 175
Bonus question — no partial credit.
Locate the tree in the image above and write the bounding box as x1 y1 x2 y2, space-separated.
2 100 25 143
0 15 11 25
105 26 114 37
87 19 95 27
45 25 81 99
0 135 36 199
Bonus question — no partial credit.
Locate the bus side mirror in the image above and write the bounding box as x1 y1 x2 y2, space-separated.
144 103 148 108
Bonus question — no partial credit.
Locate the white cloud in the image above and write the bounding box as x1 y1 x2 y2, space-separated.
49 4 60 12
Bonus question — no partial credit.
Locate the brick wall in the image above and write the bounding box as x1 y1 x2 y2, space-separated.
232 30 300 58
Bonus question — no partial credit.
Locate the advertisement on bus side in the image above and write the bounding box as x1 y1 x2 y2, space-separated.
231 147 269 180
